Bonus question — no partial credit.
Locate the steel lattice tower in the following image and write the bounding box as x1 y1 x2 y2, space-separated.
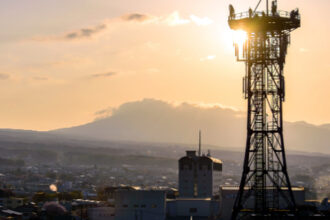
228 1 300 219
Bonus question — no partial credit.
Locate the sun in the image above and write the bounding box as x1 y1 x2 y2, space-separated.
221 29 248 52
232 30 247 46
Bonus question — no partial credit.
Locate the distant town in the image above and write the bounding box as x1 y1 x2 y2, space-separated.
0 130 329 219
1 0 329 218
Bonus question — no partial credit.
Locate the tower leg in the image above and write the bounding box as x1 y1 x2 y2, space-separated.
231 32 297 219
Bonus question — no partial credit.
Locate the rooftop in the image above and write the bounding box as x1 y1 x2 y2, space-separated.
221 186 305 191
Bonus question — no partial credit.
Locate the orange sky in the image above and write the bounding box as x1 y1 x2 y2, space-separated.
0 0 329 131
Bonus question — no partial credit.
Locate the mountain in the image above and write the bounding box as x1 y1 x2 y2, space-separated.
53 99 330 154
319 123 330 131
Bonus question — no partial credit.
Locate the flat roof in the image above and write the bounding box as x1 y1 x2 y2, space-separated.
1 209 22 216
167 198 212 201
220 186 305 191
179 156 222 164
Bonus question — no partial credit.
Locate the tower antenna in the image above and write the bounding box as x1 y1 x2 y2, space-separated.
253 0 262 13
198 130 202 156
253 0 273 14
228 0 301 219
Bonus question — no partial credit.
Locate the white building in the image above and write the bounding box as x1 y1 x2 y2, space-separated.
114 190 166 220
179 150 222 198
164 150 222 219
112 139 223 220
167 198 220 219
88 206 115 220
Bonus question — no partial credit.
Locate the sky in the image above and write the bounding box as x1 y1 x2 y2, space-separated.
0 0 329 131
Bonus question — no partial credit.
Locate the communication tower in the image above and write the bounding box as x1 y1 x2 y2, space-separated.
228 0 300 219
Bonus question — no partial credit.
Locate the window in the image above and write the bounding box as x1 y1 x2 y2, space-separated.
193 183 198 197
134 204 139 208
122 204 128 208
151 204 157 208
141 204 146 208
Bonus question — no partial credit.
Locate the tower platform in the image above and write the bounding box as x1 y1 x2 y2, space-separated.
228 10 300 32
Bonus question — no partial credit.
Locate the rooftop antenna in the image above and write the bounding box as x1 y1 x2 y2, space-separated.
253 0 273 14
253 0 262 13
198 130 202 156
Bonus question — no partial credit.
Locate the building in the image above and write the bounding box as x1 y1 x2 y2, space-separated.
114 189 166 220
305 198 330 212
165 147 222 219
0 197 24 209
88 206 115 220
0 208 23 219
179 150 222 198
219 186 306 220
110 133 223 220
167 198 220 219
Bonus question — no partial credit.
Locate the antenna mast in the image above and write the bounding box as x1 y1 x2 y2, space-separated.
198 130 201 156
228 0 301 219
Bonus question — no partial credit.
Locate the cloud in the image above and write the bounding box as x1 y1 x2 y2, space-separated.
122 12 193 27
65 24 106 40
33 23 107 41
33 11 213 42
90 72 116 78
121 13 150 22
0 73 10 80
121 12 213 27
163 11 190 26
190 15 214 26
94 107 114 120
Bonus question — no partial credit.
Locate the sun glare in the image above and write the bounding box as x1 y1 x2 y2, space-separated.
232 30 247 47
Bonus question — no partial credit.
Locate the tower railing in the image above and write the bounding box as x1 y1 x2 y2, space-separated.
228 10 300 20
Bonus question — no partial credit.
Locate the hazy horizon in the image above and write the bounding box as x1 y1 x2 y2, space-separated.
0 97 329 132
